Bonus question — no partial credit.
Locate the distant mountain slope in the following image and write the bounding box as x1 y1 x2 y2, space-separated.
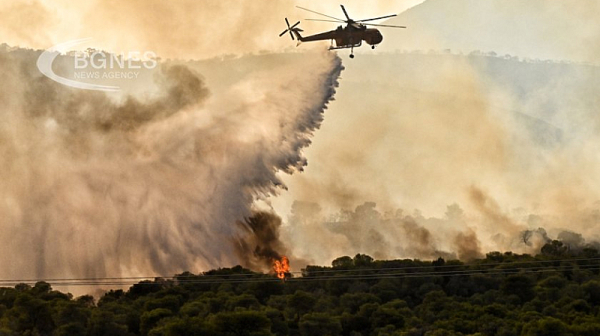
381 0 600 63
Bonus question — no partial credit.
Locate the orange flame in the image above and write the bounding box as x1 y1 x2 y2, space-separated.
273 256 290 280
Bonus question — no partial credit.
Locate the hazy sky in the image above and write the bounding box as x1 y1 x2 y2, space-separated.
2 0 600 279
0 0 424 58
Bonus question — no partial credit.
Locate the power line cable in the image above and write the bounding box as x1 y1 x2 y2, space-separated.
1 255 596 283
2 261 597 287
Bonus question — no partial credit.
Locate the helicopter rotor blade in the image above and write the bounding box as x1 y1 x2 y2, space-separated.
305 19 345 23
296 6 344 21
286 18 294 39
357 14 397 22
279 26 289 37
279 18 298 40
363 23 407 28
290 20 300 39
340 5 351 21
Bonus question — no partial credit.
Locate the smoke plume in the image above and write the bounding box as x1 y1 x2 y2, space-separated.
0 46 342 289
234 212 290 270
269 46 600 266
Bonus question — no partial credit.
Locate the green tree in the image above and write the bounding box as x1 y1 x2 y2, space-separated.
55 322 87 336
541 241 568 257
353 254 374 267
140 309 173 336
4 293 55 335
582 280 600 305
332 256 353 269
147 317 215 336
288 291 317 321
87 310 130 336
211 310 273 336
144 295 182 313
299 312 342 336
340 293 380 314
502 275 535 303
371 300 406 329
522 317 570 336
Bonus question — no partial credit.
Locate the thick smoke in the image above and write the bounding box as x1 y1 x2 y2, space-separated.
0 46 342 288
275 50 600 265
284 201 460 263
454 229 483 261
283 199 598 265
3 0 600 280
234 212 290 270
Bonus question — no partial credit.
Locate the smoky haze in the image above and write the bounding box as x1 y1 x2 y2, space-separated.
0 0 423 59
0 46 342 292
275 51 600 264
382 0 600 64
270 0 600 265
2 0 600 294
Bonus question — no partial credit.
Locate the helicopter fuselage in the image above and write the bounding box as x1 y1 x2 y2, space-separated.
298 24 383 48
332 24 383 47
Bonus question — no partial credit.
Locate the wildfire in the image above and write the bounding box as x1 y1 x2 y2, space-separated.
273 256 290 280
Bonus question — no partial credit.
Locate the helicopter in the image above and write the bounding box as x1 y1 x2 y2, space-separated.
279 5 406 58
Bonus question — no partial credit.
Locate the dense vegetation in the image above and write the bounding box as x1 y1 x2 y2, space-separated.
1 240 599 336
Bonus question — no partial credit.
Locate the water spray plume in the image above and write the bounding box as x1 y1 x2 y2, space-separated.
0 46 343 294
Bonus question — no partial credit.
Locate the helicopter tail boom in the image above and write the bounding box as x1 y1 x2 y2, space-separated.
291 28 304 42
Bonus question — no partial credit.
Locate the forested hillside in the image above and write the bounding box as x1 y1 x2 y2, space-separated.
1 240 599 335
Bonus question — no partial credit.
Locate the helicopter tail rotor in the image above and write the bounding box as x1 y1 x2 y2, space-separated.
279 18 301 40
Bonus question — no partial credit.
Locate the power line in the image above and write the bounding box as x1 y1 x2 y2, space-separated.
2 261 597 287
10 265 600 287
1 256 596 284
297 256 600 274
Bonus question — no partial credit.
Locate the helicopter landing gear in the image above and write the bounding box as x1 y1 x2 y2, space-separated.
349 54 354 58
371 45 375 49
